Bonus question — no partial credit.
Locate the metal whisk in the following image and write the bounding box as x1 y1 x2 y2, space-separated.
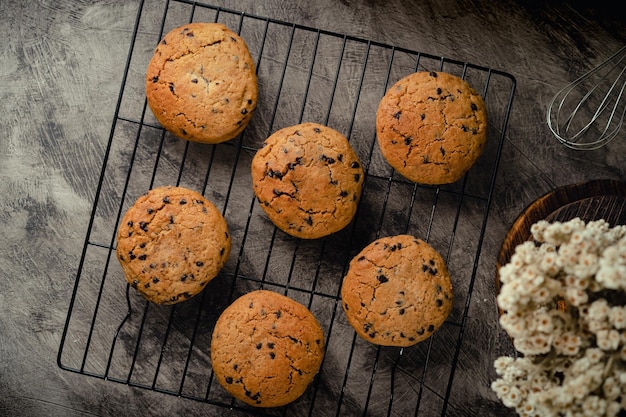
547 45 626 150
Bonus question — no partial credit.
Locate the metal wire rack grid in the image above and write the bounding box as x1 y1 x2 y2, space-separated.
57 0 516 416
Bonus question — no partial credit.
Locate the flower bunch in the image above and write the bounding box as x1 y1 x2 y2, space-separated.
493 218 626 417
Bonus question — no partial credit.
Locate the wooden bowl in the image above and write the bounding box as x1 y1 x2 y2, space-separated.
496 179 626 298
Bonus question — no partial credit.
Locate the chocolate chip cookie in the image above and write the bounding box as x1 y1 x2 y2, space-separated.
116 186 231 304
376 71 487 184
211 290 325 407
251 122 365 239
341 235 453 347
146 22 258 144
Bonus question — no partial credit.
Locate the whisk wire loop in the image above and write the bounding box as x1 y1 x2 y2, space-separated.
547 45 626 150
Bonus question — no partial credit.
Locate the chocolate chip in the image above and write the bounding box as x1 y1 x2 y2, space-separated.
256 343 262 349
220 247 225 256
369 332 376 338
269 352 276 359
377 274 389 283
404 137 412 145
313 127 321 133
138 254 147 261
287 157 303 170
428 324 435 332
139 221 148 232
417 328 425 335
169 83 175 93
151 76 158 83
150 263 156 269
147 208 154 214
399 308 405 315
461 125 468 132
436 299 443 307
358 256 366 261
169 215 174 224
196 261 204 267
471 103 478 111
420 113 426 120
275 311 281 318
440 146 446 156
129 251 136 260
393 111 401 119
144 282 150 288
127 220 133 228
320 154 335 164
153 277 159 284
241 108 247 115
305 216 313 226
267 342 275 349
163 196 170 203
429 71 438 78
344 302 349 311
351 161 360 169
273 189 291 197
337 154 343 162
181 274 187 282
225 376 233 384
340 191 348 197
186 31 194 37
436 87 442 95
422 155 430 164
354 173 361 182
267 170 283 179
191 78 198 84
139 243 146 249
132 280 139 288
429 259 435 265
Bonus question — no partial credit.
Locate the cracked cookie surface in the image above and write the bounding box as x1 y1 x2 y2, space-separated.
341 235 453 347
376 71 487 185
210 290 325 407
145 22 258 144
116 186 231 304
251 122 364 239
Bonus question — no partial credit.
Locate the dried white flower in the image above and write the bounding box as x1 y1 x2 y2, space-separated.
493 218 626 417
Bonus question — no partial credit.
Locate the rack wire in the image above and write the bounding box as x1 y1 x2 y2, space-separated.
57 0 516 415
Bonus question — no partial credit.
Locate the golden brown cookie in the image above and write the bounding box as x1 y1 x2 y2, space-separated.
251 122 364 239
376 71 487 185
116 186 231 304
211 290 325 407
341 235 453 347
145 22 258 144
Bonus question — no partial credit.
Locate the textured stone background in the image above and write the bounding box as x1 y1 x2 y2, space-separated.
1 0 624 416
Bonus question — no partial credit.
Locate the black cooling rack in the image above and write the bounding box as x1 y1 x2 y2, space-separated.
57 0 516 415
